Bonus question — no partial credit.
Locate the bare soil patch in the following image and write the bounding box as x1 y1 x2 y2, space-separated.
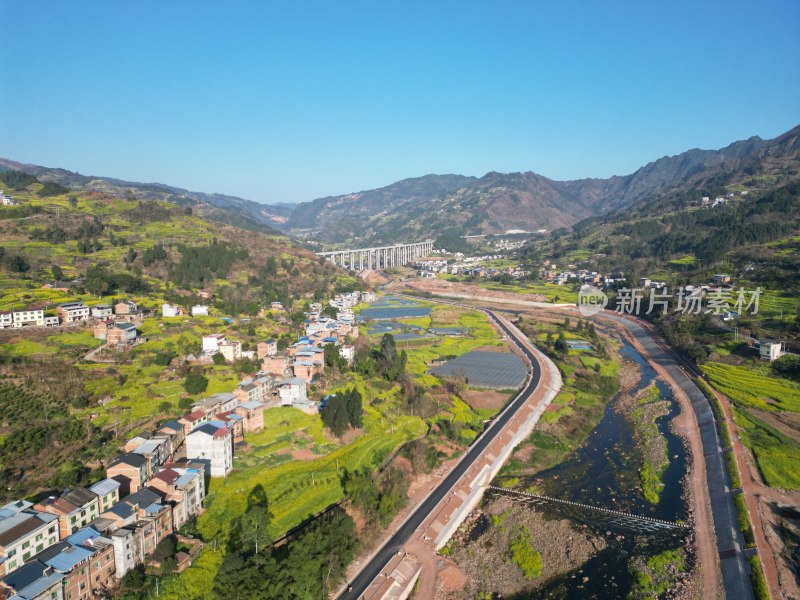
461 388 510 411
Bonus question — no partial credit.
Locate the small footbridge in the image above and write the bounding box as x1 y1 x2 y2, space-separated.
487 486 688 536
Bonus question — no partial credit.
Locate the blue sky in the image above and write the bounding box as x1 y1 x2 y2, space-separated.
1 0 798 205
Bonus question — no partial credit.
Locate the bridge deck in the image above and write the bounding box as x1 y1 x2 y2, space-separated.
488 486 687 535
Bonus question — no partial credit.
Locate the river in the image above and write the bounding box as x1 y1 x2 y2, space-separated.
517 338 689 599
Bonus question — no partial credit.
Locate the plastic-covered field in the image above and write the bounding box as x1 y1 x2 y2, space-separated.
429 350 526 390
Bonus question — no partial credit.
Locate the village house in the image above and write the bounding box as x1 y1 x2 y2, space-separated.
113 300 138 316
233 382 260 405
190 305 209 316
278 377 307 406
0 501 60 576
131 437 171 475
155 420 185 455
759 340 785 362
712 274 732 285
89 479 121 514
59 527 116 597
339 344 356 365
106 322 138 346
178 410 208 436
201 334 225 355
233 400 266 433
56 302 90 323
107 495 172 579
0 313 12 329
185 424 233 478
0 560 65 599
257 339 278 358
106 453 150 497
262 353 290 376
292 361 316 384
161 303 182 317
35 489 100 540
192 393 238 417
213 412 245 444
12 308 45 328
146 466 205 530
218 339 242 362
90 304 113 319
270 301 284 311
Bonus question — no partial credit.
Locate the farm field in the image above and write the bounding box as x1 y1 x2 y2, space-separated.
702 361 800 489
482 281 580 303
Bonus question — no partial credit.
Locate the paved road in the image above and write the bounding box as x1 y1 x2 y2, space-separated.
337 310 546 599
603 312 754 600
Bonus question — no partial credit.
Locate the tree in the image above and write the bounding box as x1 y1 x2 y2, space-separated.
51 264 64 280
212 352 226 365
238 484 273 555
554 332 569 355
345 388 363 428
183 370 208 395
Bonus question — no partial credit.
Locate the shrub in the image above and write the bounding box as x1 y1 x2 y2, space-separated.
510 527 542 579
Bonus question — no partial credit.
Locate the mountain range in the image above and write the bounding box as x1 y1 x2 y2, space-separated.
2 123 798 246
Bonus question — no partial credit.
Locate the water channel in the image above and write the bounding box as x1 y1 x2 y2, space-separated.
515 338 689 599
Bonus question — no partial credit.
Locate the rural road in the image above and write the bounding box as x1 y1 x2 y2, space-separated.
337 309 551 599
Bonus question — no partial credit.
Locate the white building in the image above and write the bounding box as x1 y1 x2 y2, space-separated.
0 500 60 575
202 334 225 354
12 309 45 327
191 305 209 316
339 344 355 365
185 424 233 478
759 340 785 362
219 340 242 362
278 377 308 406
91 304 114 319
161 303 181 317
0 312 12 328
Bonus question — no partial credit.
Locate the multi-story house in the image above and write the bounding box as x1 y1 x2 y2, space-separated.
192 393 237 417
213 412 244 444
147 466 205 530
131 437 170 474
0 501 60 576
106 322 138 346
56 302 90 323
113 300 138 315
106 453 149 497
34 488 100 539
63 527 116 597
12 309 44 328
108 494 172 579
0 313 12 329
256 339 277 358
218 340 242 362
185 424 233 478
161 303 181 317
156 420 185 455
178 410 207 437
0 560 65 599
233 400 266 433
90 304 113 319
88 480 121 514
